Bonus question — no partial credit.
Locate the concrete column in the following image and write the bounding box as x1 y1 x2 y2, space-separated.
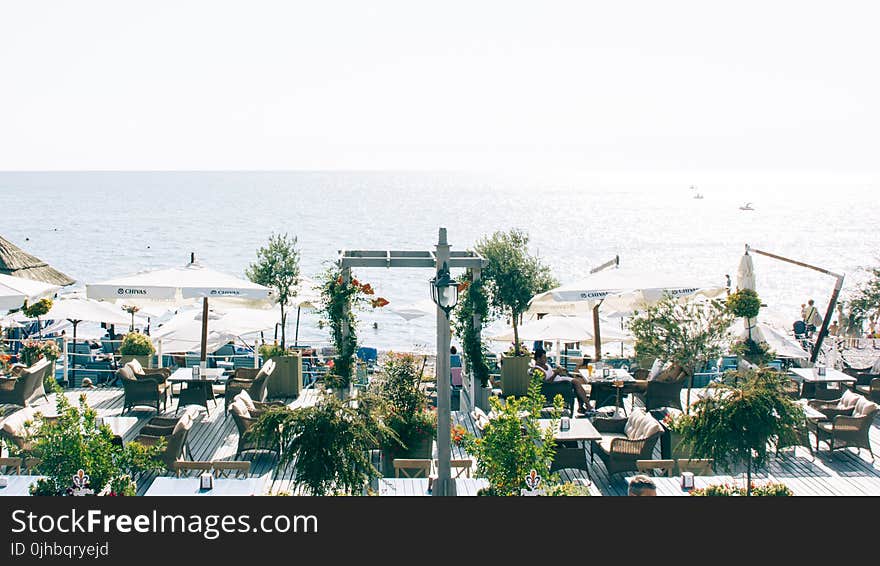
433 227 455 497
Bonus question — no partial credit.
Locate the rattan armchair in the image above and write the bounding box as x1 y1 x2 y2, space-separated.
228 393 285 458
223 361 275 415
845 370 880 403
808 389 862 420
815 396 879 461
132 408 196 471
119 364 169 414
0 358 51 407
590 409 664 477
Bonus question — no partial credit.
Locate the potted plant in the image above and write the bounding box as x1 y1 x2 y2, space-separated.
22 298 53 339
247 232 301 351
258 342 304 399
25 393 164 496
730 337 775 367
251 393 391 495
676 369 806 495
475 230 558 398
118 332 155 368
628 294 735 410
371 353 436 476
660 409 693 460
463 377 561 496
20 338 61 391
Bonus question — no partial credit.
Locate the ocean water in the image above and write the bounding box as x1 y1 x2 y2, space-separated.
1 171 877 352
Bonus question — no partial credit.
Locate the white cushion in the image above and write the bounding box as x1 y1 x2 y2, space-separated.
171 411 193 436
872 358 880 374
853 397 878 418
624 408 643 438
127 359 145 375
236 390 256 412
647 359 664 381
1 407 39 437
230 400 251 419
838 389 861 409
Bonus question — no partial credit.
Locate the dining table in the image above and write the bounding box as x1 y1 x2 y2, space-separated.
0 475 46 496
789 367 856 399
144 476 268 496
168 367 229 415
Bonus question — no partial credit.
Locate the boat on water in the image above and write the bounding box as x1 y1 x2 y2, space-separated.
693 193 704 200
739 202 754 211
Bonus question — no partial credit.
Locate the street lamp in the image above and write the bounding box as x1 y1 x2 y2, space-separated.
429 262 459 316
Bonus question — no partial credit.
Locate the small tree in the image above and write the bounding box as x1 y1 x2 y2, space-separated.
23 298 53 339
475 229 558 356
727 288 762 341
628 294 735 409
677 369 805 495
26 393 164 495
462 377 562 496
247 233 301 350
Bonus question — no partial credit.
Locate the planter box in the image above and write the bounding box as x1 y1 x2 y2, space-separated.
381 436 433 477
118 355 152 369
500 355 531 397
474 384 491 412
266 354 303 399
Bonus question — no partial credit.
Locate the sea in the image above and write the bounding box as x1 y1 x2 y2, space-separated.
1 171 877 354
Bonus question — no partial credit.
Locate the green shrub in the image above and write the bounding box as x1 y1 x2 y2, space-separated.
727 288 762 320
119 332 155 356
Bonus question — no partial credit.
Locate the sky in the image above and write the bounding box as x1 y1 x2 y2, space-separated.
0 1 878 178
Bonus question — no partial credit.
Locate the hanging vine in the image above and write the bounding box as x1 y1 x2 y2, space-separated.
453 271 490 388
318 264 388 388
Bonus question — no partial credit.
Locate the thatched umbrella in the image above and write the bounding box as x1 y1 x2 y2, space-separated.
0 235 75 286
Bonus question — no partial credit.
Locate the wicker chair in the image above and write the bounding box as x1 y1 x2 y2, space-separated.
590 409 664 477
132 408 196 471
846 370 880 403
539 380 576 417
0 358 51 407
223 360 275 415
118 363 171 414
0 406 47 455
815 395 879 461
808 389 862 421
228 392 285 458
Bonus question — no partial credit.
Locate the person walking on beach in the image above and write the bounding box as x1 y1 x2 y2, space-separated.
803 299 822 334
531 348 591 416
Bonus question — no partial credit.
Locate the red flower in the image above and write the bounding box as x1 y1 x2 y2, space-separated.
457 281 470 292
336 276 344 285
371 297 389 308
352 278 360 287
361 283 375 295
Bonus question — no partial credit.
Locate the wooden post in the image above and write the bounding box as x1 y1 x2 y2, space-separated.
593 304 602 361
471 266 482 409
200 297 209 369
746 245 845 364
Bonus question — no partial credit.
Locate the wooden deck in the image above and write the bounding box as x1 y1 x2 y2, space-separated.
8 384 880 496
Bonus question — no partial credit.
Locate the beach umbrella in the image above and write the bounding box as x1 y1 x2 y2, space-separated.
288 276 322 347
0 235 75 286
736 250 757 339
151 306 280 354
489 314 631 364
0 273 61 311
527 267 726 359
390 299 436 350
750 322 808 360
10 295 143 382
86 256 272 366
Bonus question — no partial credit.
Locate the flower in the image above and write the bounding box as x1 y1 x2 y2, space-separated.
371 297 389 308
361 283 375 295
451 424 467 445
457 281 470 293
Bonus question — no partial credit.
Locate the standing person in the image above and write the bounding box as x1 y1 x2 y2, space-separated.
531 348 591 416
804 299 822 334
828 320 839 336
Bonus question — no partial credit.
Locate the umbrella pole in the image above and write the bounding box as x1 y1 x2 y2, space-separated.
71 319 79 388
294 306 301 347
200 297 209 369
593 304 603 361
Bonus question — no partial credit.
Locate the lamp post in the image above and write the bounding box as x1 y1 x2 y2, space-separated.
430 228 459 497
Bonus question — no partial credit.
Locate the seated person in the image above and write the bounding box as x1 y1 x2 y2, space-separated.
531 348 591 415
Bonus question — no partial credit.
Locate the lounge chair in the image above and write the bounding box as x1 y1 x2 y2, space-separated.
0 406 46 455
0 358 51 407
393 458 433 478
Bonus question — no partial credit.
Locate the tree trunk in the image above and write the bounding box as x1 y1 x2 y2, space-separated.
512 311 520 355
746 456 752 496
280 305 287 350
